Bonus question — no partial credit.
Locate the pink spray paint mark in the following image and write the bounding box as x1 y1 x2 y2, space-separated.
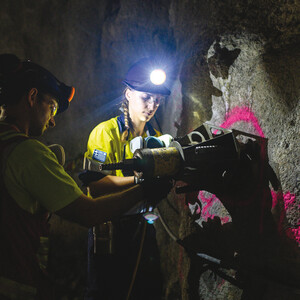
199 106 299 244
282 192 296 210
220 106 265 138
198 191 230 224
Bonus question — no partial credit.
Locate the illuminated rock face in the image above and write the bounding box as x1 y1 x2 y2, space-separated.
0 0 299 299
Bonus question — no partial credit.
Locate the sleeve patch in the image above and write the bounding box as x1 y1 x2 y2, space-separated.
92 149 107 162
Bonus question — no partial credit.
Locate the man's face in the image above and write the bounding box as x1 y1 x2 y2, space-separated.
29 93 58 136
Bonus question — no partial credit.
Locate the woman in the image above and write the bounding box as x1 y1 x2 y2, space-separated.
83 57 171 300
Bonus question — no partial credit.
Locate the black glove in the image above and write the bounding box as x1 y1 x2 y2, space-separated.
140 177 173 207
78 170 106 186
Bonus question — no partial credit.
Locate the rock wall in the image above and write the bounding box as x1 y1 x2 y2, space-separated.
1 0 299 299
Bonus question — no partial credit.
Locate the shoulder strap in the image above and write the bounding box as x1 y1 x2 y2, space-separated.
0 126 28 177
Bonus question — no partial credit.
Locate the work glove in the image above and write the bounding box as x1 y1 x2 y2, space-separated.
78 170 106 186
139 177 173 207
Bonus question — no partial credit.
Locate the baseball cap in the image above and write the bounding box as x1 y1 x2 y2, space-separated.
21 60 75 114
0 54 74 114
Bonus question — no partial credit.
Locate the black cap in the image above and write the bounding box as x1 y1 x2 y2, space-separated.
21 61 75 114
0 54 75 113
123 57 171 96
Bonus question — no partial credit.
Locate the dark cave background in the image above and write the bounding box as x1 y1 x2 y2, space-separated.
1 0 299 299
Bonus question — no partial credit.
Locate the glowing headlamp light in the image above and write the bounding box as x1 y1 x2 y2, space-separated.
150 69 166 85
143 206 159 224
143 211 159 224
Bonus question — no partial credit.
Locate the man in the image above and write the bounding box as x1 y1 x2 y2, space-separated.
0 54 170 299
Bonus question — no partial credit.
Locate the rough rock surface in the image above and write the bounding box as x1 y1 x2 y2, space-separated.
1 0 299 299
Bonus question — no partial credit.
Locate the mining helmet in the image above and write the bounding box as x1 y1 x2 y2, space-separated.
0 54 75 114
21 60 75 114
123 57 171 96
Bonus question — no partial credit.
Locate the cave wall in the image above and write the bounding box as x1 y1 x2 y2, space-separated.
1 0 299 299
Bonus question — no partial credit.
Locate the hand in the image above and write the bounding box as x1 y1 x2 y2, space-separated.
140 177 173 207
78 170 106 186
133 171 144 184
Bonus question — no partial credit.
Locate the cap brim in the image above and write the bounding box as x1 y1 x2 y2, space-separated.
56 85 75 114
123 80 171 96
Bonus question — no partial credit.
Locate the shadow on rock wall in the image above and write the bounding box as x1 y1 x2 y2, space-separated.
208 42 241 80
263 43 300 111
179 56 222 136
178 40 242 137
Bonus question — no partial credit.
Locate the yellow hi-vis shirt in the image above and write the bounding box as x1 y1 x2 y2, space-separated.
84 115 161 177
3 130 83 214
0 122 83 299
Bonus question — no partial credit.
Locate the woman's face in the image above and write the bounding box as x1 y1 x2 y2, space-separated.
125 89 163 123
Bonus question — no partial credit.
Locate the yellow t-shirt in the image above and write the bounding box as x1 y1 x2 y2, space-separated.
4 138 83 214
85 115 161 177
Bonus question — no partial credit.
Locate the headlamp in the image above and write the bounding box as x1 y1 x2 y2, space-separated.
150 69 166 85
123 57 171 95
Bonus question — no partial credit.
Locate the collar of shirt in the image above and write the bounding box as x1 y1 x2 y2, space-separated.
117 114 157 137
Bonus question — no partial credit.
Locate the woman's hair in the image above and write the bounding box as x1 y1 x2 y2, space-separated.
120 89 130 142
